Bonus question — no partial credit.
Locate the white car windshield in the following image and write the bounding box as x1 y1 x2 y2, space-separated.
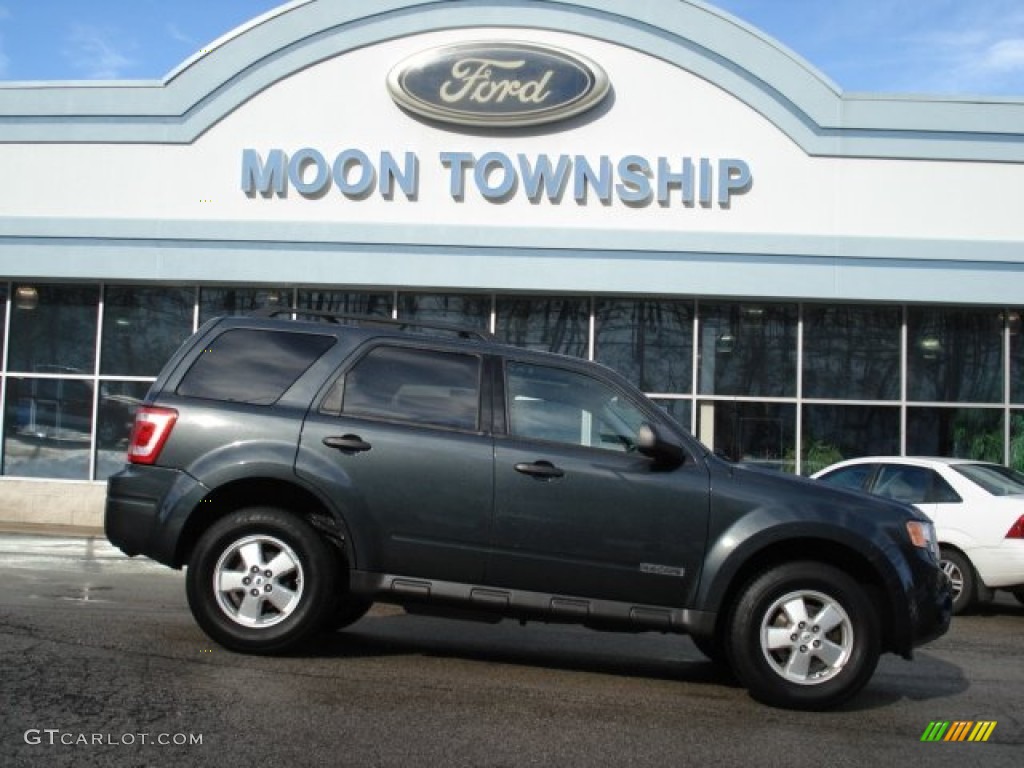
952 463 1024 497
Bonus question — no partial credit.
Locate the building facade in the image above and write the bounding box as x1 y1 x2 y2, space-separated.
1 0 1023 527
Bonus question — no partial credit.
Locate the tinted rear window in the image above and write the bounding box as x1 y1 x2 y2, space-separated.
177 329 335 404
818 465 874 491
952 463 1024 496
337 345 480 430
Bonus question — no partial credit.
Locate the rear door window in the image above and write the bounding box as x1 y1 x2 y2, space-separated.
329 345 481 431
817 464 874 491
177 329 335 404
872 465 934 504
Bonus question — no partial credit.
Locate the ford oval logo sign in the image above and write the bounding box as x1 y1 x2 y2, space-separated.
387 42 610 128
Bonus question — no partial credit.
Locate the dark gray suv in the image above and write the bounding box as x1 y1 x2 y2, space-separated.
105 310 951 709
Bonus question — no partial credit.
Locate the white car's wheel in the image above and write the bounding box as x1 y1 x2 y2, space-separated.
940 548 976 615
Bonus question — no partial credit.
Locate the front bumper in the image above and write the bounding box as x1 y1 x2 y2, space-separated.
903 555 953 654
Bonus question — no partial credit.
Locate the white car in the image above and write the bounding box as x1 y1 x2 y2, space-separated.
812 457 1024 614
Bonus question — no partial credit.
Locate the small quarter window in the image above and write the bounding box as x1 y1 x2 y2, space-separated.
929 473 962 504
177 329 335 405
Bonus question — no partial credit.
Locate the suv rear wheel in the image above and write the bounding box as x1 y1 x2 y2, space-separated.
186 507 339 653
727 562 880 710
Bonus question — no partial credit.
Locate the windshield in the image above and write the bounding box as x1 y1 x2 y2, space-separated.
952 463 1024 496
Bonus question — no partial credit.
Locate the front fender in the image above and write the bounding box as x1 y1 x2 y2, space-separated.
696 504 918 654
702 513 907 602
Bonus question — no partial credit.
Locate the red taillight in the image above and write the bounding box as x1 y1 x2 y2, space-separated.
1007 515 1024 540
128 406 178 465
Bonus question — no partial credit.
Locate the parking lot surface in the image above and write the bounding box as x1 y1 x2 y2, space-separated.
1 531 1021 767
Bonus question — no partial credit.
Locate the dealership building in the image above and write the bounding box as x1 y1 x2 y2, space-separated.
1 0 1023 529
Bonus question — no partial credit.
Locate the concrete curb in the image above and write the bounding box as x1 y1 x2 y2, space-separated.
0 522 105 538
0 479 106 530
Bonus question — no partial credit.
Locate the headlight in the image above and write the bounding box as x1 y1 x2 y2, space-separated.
906 520 940 561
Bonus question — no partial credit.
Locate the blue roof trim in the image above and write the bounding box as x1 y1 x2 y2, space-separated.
2 221 1022 305
0 0 1021 160
1 216 1021 264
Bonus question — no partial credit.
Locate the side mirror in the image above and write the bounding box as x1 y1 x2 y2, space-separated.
636 423 685 469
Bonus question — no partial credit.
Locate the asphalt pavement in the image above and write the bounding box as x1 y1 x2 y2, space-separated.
1 529 1022 768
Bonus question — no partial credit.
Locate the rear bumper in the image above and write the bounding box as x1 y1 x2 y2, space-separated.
104 465 210 567
971 542 1024 589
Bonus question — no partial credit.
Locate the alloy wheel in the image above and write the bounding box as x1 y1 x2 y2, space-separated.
212 534 305 628
758 589 854 685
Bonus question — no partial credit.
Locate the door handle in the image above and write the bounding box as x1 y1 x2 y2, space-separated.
514 460 565 479
323 434 372 453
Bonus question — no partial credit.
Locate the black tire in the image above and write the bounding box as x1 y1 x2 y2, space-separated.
727 562 880 710
186 507 339 654
940 548 976 615
1013 587 1024 606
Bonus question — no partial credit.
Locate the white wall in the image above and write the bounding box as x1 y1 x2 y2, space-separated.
1 29 1020 246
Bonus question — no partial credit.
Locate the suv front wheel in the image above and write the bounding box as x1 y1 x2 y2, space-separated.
186 507 339 653
727 562 880 710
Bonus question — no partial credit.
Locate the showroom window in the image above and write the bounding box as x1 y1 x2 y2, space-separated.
496 296 589 357
906 407 1004 463
3 284 100 480
1009 310 1024 404
697 400 796 471
698 302 797 398
101 285 195 377
3 376 94 479
595 299 693 393
397 293 490 329
1011 411 1024 468
199 286 292 325
801 405 900 475
297 289 393 318
7 284 99 374
0 284 6 349
803 304 901 400
2 283 1024 479
907 307 1003 403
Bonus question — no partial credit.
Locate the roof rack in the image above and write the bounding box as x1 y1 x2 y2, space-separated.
250 307 494 341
